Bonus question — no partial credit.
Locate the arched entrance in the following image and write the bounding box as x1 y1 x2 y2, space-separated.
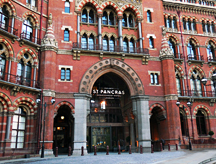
87 72 134 152
53 105 74 154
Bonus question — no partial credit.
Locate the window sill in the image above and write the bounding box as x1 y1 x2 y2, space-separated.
62 11 73 15
149 83 161 86
146 21 153 24
61 40 72 43
58 79 73 82
101 24 118 28
149 48 157 50
81 22 97 26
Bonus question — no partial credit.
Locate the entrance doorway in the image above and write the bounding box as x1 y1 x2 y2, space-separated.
53 105 74 154
87 72 134 152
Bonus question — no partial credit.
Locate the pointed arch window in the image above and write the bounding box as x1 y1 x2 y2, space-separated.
172 17 177 29
102 11 108 25
122 14 127 27
180 111 187 136
110 37 115 52
123 38 128 52
25 61 32 85
89 10 94 23
196 110 207 135
82 9 87 23
22 18 33 41
103 36 108 51
210 22 215 33
168 38 177 57
0 5 9 30
81 34 87 49
166 16 171 28
183 18 187 30
147 10 152 23
11 106 26 149
191 19 196 31
109 12 114 25
0 52 6 79
176 74 182 96
129 39 134 53
190 70 202 97
187 40 197 60
128 14 134 27
65 0 70 13
17 59 25 78
89 34 94 50
207 42 215 61
202 20 206 32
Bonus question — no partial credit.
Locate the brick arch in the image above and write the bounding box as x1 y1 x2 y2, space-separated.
193 105 211 116
164 13 179 20
200 18 216 23
205 38 216 47
102 32 118 39
120 4 141 18
77 0 100 12
100 1 120 14
17 48 38 67
188 65 205 77
185 36 200 46
79 58 145 96
175 64 184 77
0 92 12 108
167 34 180 44
22 11 39 27
179 104 190 115
149 103 166 115
122 34 137 41
0 38 13 57
209 67 216 77
0 97 8 112
0 0 16 16
80 30 97 37
54 101 75 114
12 97 37 113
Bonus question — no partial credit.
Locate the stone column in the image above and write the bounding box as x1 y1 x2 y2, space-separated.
35 28 38 44
130 123 136 152
118 16 123 47
11 17 14 34
131 95 151 152
138 20 143 49
77 13 80 43
73 93 91 155
33 66 37 87
98 14 102 45
7 59 11 81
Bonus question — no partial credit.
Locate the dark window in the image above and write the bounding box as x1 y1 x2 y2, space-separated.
180 113 187 136
61 68 70 81
123 38 128 52
11 107 26 149
102 11 108 25
187 40 196 60
17 59 25 79
81 34 87 49
110 37 115 51
103 36 108 51
211 22 215 33
150 73 154 84
190 70 202 97
89 34 94 50
147 10 152 23
196 110 207 135
66 68 70 81
202 20 205 32
167 16 171 28
0 53 6 78
89 10 94 23
65 1 70 13
150 73 159 85
206 21 210 33
109 12 114 25
61 68 65 80
25 61 31 85
0 5 9 30
192 19 196 31
64 29 69 41
122 14 127 27
176 74 182 96
172 17 177 29
168 39 177 57
183 18 186 30
82 9 87 22
129 39 134 53
22 18 33 41
128 14 134 27
149 37 154 49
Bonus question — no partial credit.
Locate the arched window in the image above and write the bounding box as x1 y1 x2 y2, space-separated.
183 18 187 30
17 59 25 79
22 18 33 41
81 34 87 49
149 37 154 49
128 14 134 27
202 20 206 32
103 36 108 51
187 40 197 60
65 0 70 13
172 17 177 29
207 42 215 61
64 29 69 41
89 34 94 50
11 106 26 148
167 16 171 28
176 74 182 96
196 110 207 135
109 12 114 25
0 51 6 79
82 9 87 23
180 111 187 136
206 21 210 33
123 38 128 52
168 38 177 57
0 5 9 30
147 10 152 23
190 70 202 97
129 39 134 52
186 19 191 30
210 22 215 33
102 11 108 25
89 10 94 23
192 19 196 31
110 36 115 52
25 61 32 86
122 14 127 27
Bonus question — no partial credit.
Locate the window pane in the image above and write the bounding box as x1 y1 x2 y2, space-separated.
20 116 26 123
103 38 108 51
154 74 159 84
150 74 154 84
61 69 65 80
64 30 69 41
89 10 94 23
18 136 24 142
11 143 16 148
12 122 18 129
12 130 17 137
17 142 24 148
11 136 16 142
19 122 25 130
81 36 87 49
82 9 87 22
89 37 94 50
123 41 127 52
66 69 70 81
110 39 114 51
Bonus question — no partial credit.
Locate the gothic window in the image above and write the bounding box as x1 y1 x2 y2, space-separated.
89 10 94 23
25 61 31 85
191 19 196 31
202 20 206 32
0 5 9 30
210 22 215 33
102 11 108 25
149 37 154 49
176 74 182 96
190 70 203 97
207 42 215 61
196 110 207 135
22 18 33 41
206 21 210 33
89 34 94 50
129 39 134 53
82 9 87 23
187 40 197 60
17 59 25 78
0 46 6 79
123 38 128 52
180 111 187 136
11 107 26 149
64 29 69 41
122 13 127 27
172 17 177 29
183 18 187 30
110 36 115 52
168 38 177 57
26 0 36 7
128 14 134 27
103 36 108 51
147 10 152 23
186 19 191 30
65 0 70 13
109 12 114 25
166 16 171 28
81 34 87 49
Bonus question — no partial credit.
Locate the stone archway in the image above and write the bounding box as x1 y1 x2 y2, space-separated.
79 58 145 96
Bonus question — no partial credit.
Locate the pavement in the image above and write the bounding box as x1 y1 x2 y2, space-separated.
0 149 216 164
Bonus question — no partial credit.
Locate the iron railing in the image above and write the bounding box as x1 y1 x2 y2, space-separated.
178 90 215 97
20 32 41 45
187 54 204 61
0 72 40 88
72 42 149 54
0 20 18 36
208 56 216 62
174 53 183 59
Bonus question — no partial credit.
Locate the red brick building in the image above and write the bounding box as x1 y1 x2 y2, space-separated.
0 0 216 157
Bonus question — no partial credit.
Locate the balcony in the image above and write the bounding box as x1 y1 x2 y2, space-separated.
20 32 41 46
72 42 149 55
178 90 215 97
0 20 18 39
0 72 40 89
187 54 204 66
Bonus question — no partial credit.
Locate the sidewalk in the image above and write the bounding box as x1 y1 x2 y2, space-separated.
0 149 216 164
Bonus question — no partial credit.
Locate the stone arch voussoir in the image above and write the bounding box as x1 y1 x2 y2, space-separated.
54 101 75 114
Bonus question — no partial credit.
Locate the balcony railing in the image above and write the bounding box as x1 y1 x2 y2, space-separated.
187 54 204 61
72 42 149 54
0 20 18 36
178 90 215 97
208 56 216 62
20 32 40 45
0 72 40 88
174 53 183 59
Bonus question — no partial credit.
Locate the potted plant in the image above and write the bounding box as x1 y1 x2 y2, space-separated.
209 131 214 138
